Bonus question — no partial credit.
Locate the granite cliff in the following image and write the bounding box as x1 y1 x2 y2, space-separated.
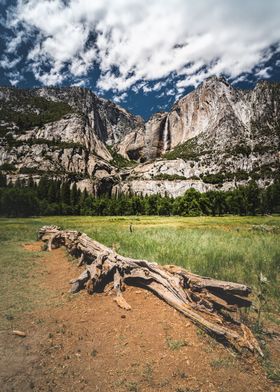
0 77 279 196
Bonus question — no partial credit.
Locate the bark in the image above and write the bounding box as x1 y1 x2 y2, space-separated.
38 225 263 356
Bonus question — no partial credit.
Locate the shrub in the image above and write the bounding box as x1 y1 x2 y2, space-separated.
163 138 200 161
107 146 136 169
153 173 187 181
0 95 72 132
0 163 17 172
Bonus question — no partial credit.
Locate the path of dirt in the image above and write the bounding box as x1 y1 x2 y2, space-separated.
0 242 279 392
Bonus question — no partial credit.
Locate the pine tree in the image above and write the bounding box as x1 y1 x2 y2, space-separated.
27 175 35 188
47 181 57 203
0 172 7 188
15 177 22 188
246 180 260 215
70 183 79 205
157 197 172 215
37 175 50 199
60 181 71 205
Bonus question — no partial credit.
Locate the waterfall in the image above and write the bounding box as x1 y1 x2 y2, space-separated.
163 117 169 153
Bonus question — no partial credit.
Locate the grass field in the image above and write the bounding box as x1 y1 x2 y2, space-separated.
0 215 279 322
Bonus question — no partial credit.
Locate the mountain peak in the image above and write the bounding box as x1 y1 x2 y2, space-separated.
201 75 229 87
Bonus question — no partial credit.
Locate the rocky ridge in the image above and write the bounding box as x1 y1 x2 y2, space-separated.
0 77 279 197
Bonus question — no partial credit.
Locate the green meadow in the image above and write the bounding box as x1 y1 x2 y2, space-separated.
0 215 279 322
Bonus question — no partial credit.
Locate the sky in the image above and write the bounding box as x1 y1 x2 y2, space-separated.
0 0 280 120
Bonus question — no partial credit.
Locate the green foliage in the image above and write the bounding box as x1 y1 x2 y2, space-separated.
253 144 275 154
19 167 44 175
153 173 187 180
201 173 225 184
1 174 280 219
0 163 17 172
107 146 136 169
231 144 251 157
201 170 249 184
206 190 227 216
163 138 199 161
173 188 203 216
0 188 39 217
0 172 7 187
0 94 72 135
166 338 188 350
235 170 250 181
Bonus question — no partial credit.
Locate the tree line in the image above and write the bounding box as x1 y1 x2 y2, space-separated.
0 173 279 217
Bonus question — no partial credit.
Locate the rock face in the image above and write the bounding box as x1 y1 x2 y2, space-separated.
117 77 280 160
0 78 279 196
114 77 280 196
0 86 142 192
34 87 144 145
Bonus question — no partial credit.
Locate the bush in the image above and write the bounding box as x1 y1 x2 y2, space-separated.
19 167 43 175
163 138 200 161
107 146 136 169
0 163 17 172
153 173 187 181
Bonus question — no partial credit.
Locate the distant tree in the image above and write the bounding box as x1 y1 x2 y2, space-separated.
173 188 202 216
199 193 211 215
131 195 145 215
145 194 159 215
37 175 50 199
188 199 202 216
205 190 226 216
70 183 79 206
0 172 7 188
14 177 22 188
47 181 57 203
157 197 172 215
60 181 71 205
269 180 280 213
0 188 39 217
27 175 35 188
246 180 260 215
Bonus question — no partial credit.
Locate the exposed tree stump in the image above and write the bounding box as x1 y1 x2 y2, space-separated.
38 225 262 356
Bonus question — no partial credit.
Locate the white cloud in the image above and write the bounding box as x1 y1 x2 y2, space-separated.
71 79 86 87
0 55 21 69
142 84 152 94
7 70 23 86
113 92 128 103
256 66 273 79
3 0 280 91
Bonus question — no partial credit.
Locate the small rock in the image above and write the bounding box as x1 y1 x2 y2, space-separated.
121 314 126 319
12 330 26 337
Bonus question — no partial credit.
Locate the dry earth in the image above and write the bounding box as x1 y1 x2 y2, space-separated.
0 242 279 392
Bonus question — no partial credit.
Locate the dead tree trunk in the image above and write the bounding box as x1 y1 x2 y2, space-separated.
38 225 262 356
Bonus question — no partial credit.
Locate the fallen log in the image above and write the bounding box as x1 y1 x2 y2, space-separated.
38 225 262 356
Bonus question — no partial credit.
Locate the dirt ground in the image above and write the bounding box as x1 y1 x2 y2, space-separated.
0 242 279 392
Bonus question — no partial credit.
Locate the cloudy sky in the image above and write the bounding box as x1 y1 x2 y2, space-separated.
0 0 280 119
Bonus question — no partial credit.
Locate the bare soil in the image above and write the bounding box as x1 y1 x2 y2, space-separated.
0 242 279 392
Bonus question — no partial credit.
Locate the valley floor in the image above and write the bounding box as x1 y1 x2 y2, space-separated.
0 216 279 391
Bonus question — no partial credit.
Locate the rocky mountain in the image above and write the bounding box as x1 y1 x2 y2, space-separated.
0 77 279 197
114 77 280 196
0 86 142 193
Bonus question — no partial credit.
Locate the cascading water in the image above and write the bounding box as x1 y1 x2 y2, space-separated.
163 116 170 153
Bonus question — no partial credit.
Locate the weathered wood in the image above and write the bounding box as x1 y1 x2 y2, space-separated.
38 225 263 356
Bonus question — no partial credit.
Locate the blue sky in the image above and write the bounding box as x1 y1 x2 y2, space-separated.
0 0 280 120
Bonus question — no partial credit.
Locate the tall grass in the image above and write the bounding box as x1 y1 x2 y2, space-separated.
0 215 279 312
